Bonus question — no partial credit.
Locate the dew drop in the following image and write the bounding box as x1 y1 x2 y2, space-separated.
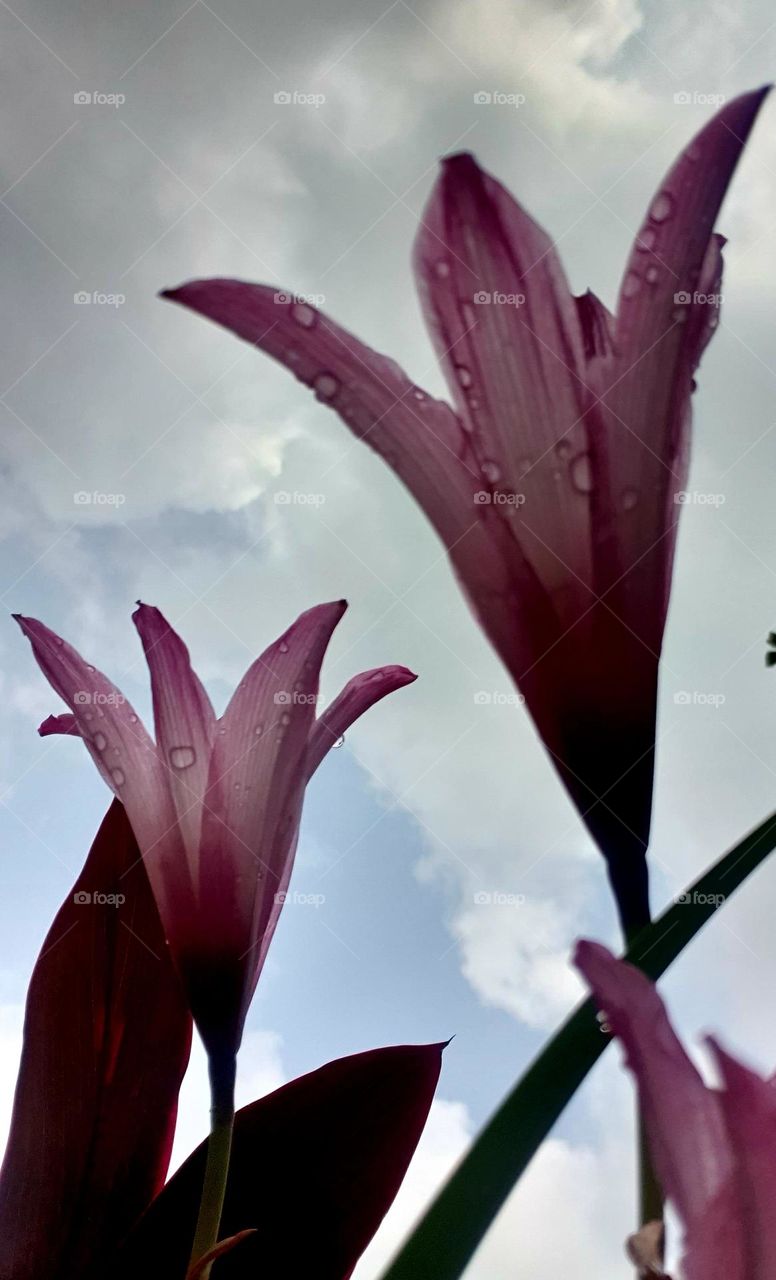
481 459 501 484
671 306 688 324
334 735 345 748
254 723 264 736
314 372 339 400
636 227 657 252
292 302 316 328
93 731 107 751
621 486 639 511
622 272 641 299
434 260 450 278
649 191 674 224
129 714 138 724
570 452 594 494
455 364 473 389
280 712 291 726
169 745 196 769
412 387 426 401
645 264 659 284
111 768 125 787
278 640 289 654
556 439 572 460
55 637 63 646
686 143 701 162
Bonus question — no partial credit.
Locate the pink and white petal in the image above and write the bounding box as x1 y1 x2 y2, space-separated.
306 665 417 779
710 1040 776 1280
15 616 188 949
133 604 216 868
574 941 732 1228
39 713 79 737
413 152 594 630
596 88 769 643
197 602 346 943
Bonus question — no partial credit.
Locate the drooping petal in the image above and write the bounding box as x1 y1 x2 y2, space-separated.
133 603 216 868
413 151 594 630
306 664 417 778
113 1043 445 1280
15 615 188 952
711 1040 776 1280
594 88 769 645
0 802 191 1280
183 601 347 1055
574 942 732 1228
39 712 79 736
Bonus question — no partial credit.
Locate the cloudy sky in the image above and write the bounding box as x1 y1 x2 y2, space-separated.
1 0 776 1274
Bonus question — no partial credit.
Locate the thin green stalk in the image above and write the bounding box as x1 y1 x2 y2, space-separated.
189 1052 236 1279
379 807 776 1280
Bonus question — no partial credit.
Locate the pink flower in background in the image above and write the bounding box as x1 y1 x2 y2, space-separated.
17 603 415 1062
162 89 768 936
576 939 776 1280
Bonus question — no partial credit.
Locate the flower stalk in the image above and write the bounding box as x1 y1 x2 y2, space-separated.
188 1052 236 1279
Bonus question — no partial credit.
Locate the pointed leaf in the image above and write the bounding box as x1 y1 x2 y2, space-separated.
115 1042 444 1278
0 802 192 1280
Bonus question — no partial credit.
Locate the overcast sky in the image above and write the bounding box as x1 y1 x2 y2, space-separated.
1 1 776 1275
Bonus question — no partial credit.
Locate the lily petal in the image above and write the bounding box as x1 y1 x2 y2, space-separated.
413 151 593 627
306 664 417 779
574 941 731 1226
133 603 216 869
711 1040 776 1280
188 601 347 1053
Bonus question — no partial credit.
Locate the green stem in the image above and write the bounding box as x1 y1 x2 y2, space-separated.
189 1052 236 1279
625 914 664 1259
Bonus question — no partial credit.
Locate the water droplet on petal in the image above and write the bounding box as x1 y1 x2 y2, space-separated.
556 439 572 460
169 745 196 769
672 306 688 324
280 712 291 726
93 731 107 751
622 272 641 299
412 387 426 401
570 452 594 494
334 735 345 748
129 714 138 724
636 227 657 252
314 372 339 400
621 487 639 511
481 459 501 483
649 192 674 223
455 364 473 388
55 637 63 646
278 640 289 654
434 260 450 278
292 303 316 328
645 265 659 284
111 768 125 787
254 723 264 736
687 143 701 162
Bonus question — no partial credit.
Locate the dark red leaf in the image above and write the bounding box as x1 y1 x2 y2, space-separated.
115 1042 445 1278
0 801 192 1279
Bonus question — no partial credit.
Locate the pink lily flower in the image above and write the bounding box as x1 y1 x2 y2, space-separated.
16 603 415 1063
576 939 776 1279
162 89 768 937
